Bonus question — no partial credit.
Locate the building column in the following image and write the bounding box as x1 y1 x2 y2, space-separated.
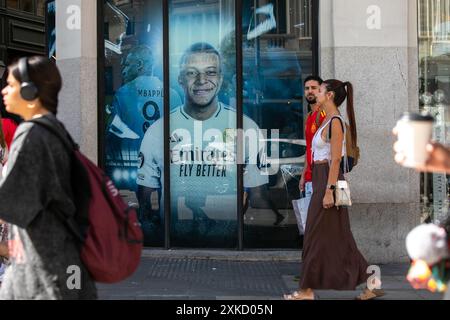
320 0 420 263
56 0 97 163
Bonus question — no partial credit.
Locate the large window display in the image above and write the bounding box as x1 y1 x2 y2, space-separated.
241 0 312 248
103 0 170 246
418 0 450 224
167 1 238 247
101 0 317 248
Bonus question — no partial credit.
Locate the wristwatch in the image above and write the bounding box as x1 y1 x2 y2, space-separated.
326 184 336 190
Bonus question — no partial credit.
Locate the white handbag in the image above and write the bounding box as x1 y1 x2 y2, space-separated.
334 180 352 207
331 116 352 208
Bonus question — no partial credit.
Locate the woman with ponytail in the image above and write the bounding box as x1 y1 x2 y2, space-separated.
284 79 383 300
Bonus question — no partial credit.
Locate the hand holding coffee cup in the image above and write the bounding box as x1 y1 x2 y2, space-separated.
393 113 434 169
399 142 450 174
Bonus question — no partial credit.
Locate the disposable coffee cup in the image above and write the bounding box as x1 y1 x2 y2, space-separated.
396 112 434 168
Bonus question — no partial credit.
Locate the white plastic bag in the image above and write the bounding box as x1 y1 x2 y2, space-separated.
292 197 310 235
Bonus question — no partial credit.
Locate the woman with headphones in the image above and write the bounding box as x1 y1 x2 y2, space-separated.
0 56 97 299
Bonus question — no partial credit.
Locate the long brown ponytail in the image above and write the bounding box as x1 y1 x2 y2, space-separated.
324 79 357 147
344 82 357 147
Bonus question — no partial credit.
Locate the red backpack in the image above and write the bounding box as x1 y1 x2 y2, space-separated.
31 117 143 283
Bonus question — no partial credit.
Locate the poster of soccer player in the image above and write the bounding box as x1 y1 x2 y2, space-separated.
103 0 182 246
136 1 270 247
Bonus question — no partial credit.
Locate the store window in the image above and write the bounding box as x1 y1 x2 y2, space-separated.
168 0 238 248
418 0 450 224
101 0 317 248
103 0 166 246
242 0 312 248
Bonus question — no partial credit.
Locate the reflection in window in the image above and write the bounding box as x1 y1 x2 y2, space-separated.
242 0 313 248
103 0 167 247
268 0 287 34
418 0 450 224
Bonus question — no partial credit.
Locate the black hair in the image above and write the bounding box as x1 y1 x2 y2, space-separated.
9 56 62 114
179 42 222 70
304 75 323 86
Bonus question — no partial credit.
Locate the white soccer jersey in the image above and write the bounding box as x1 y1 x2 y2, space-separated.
136 103 268 219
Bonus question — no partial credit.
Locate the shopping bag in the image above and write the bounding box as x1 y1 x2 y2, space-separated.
292 197 310 235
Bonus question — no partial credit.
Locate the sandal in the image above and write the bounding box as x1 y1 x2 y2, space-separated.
283 291 315 300
355 289 385 300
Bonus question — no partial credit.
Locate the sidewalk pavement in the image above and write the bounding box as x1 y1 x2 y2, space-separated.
97 249 444 300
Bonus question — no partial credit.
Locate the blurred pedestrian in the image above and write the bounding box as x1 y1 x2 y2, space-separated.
0 222 7 286
1 116 18 150
0 113 16 286
0 56 97 299
394 131 450 299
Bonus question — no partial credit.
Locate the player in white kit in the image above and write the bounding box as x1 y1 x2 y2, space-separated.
137 43 269 235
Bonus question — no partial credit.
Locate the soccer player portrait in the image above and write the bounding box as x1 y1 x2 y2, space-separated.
137 43 268 240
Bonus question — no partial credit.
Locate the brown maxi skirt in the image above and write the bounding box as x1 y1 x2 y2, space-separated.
299 163 369 290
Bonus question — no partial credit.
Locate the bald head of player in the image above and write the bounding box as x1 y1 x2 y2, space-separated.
121 45 154 84
178 43 223 117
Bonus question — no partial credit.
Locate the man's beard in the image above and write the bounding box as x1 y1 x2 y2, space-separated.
306 96 317 105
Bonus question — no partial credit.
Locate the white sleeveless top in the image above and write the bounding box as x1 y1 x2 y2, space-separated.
312 116 346 162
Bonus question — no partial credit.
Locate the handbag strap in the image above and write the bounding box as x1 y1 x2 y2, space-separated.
327 115 349 174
